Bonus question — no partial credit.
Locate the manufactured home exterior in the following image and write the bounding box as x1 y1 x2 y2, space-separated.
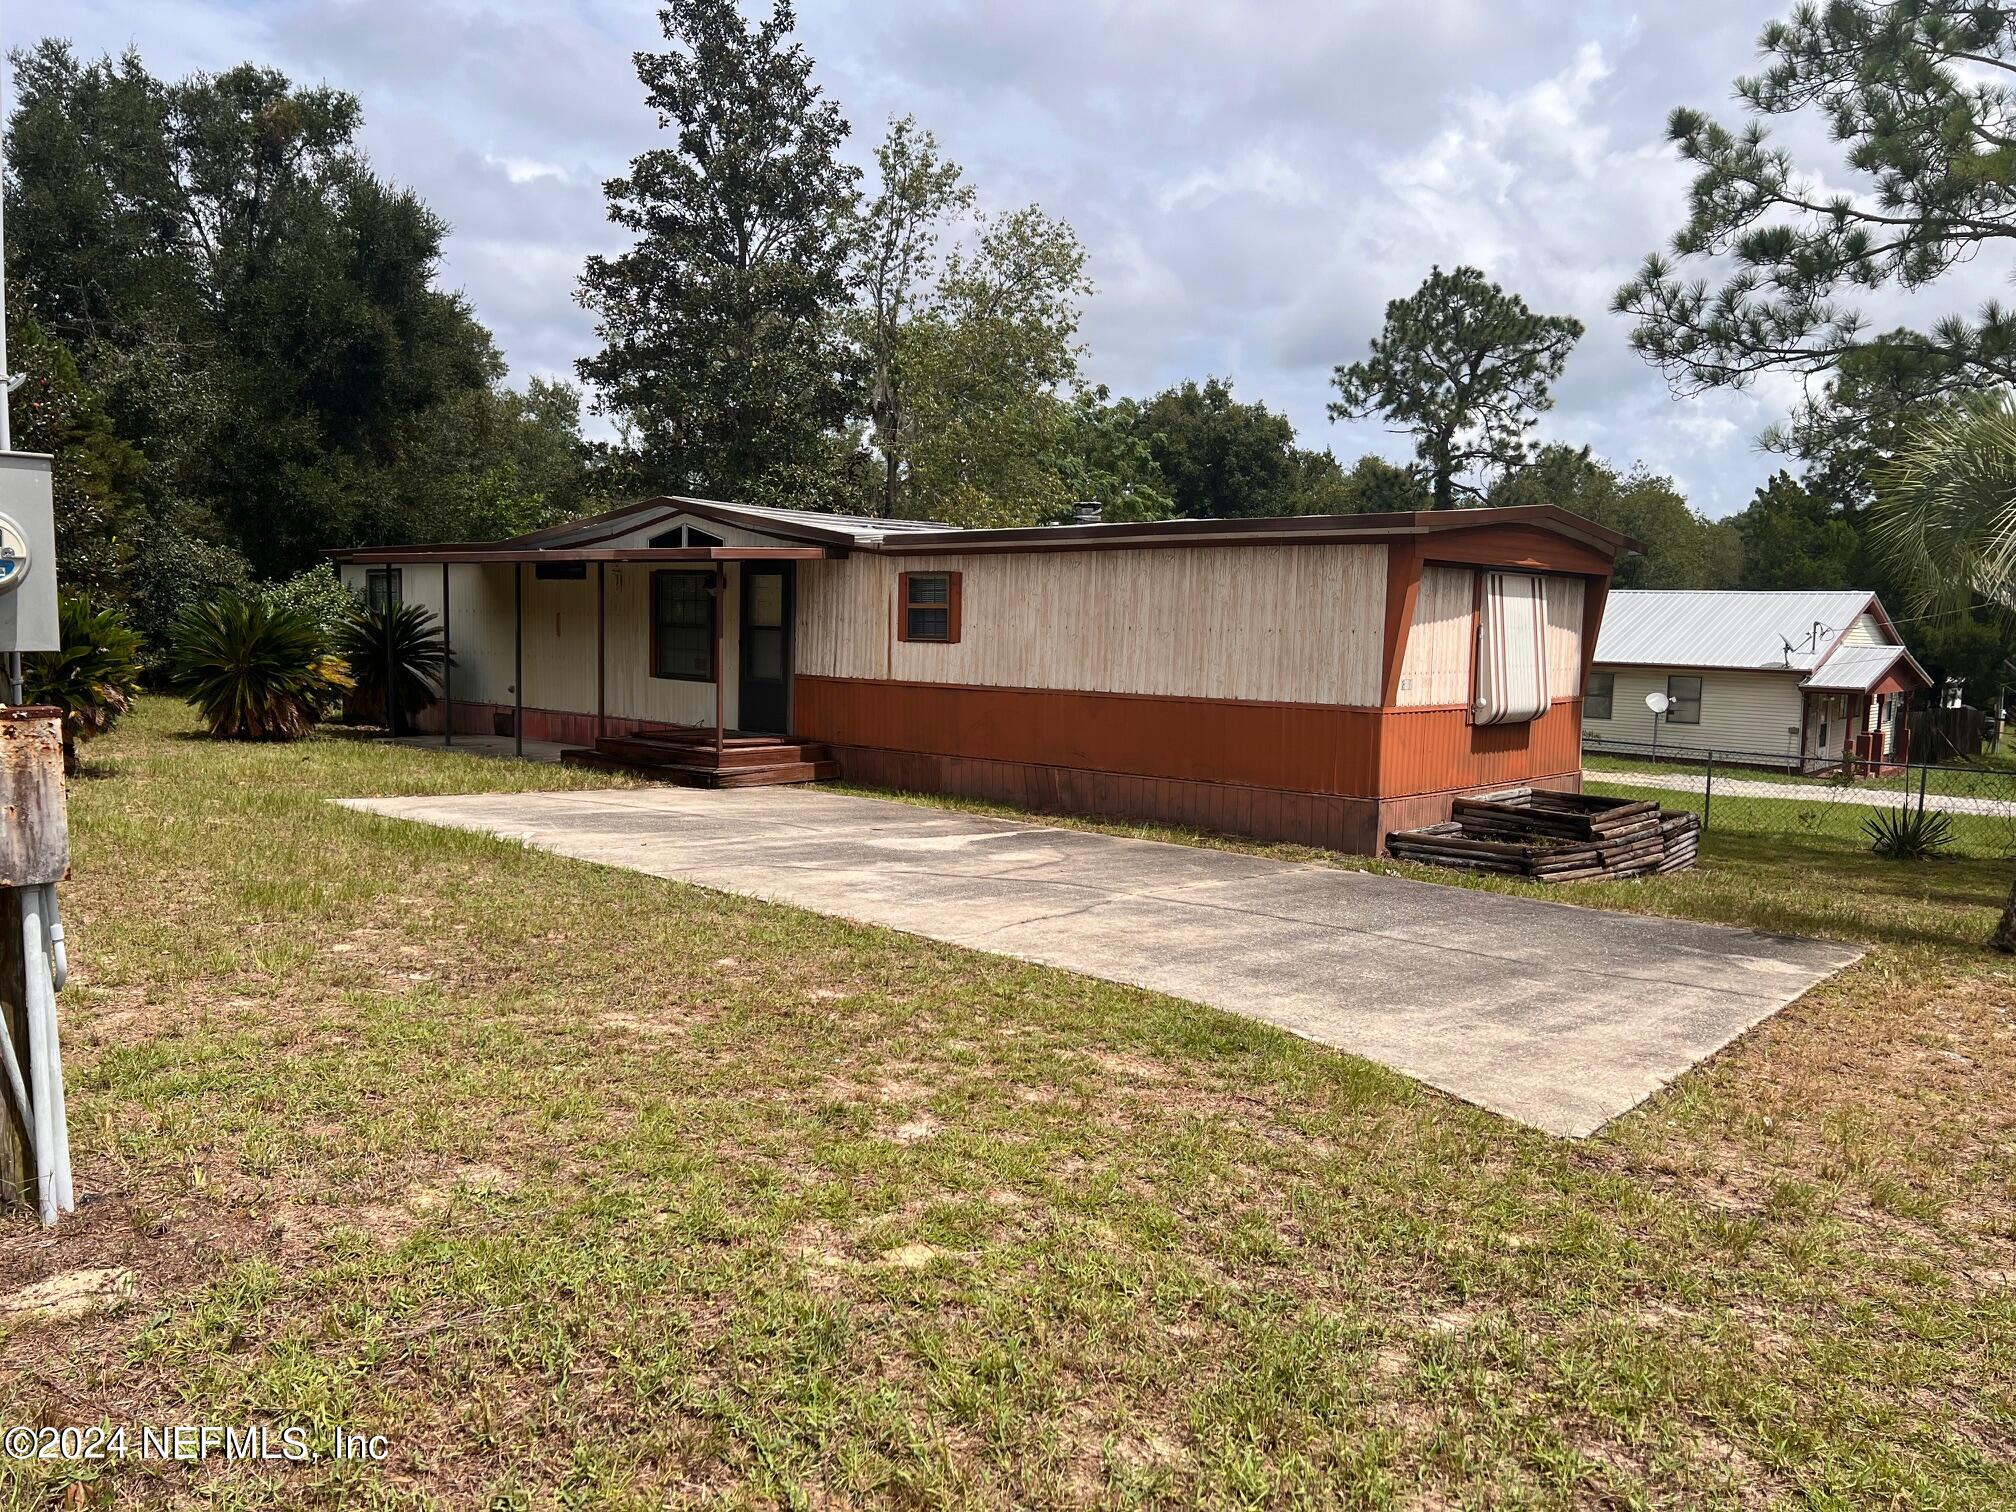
1584 589 1931 769
335 498 1634 853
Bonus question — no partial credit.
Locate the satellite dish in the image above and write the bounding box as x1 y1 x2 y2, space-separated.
1645 691 1671 715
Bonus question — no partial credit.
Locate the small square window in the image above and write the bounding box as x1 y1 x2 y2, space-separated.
900 572 961 643
1585 670 1614 721
1666 674 1702 725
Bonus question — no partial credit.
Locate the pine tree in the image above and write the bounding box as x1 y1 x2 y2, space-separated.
577 0 861 498
1329 266 1582 509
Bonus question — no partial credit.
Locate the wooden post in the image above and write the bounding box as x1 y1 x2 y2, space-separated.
596 561 607 742
441 563 453 748
0 710 71 1214
713 565 726 759
513 563 524 758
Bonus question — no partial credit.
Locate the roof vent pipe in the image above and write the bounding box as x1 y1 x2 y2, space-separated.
1072 501 1103 526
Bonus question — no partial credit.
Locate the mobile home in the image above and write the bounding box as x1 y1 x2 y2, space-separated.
334 498 1634 853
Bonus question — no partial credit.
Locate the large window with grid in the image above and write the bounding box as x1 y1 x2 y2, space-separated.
651 571 715 681
365 567 402 614
1585 670 1614 720
1665 674 1703 725
898 571 962 643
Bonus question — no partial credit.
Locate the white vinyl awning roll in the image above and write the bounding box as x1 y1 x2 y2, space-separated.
1474 571 1551 726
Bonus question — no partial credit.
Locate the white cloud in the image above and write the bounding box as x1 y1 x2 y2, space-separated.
16 0 1901 516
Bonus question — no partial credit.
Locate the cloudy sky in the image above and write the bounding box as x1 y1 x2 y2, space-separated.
26 1 1999 517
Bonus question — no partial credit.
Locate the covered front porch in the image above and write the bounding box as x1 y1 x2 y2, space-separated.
338 532 837 788
1799 644 1933 774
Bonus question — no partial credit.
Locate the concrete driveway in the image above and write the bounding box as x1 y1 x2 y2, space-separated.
340 785 1863 1137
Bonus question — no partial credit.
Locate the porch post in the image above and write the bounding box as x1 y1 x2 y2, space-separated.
513 562 524 758
713 563 726 759
441 563 452 747
596 561 607 741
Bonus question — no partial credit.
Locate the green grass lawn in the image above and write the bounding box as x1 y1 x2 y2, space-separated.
2 698 2013 1508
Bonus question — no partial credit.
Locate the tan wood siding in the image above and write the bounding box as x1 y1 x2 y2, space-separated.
1840 611 1892 648
1396 566 1473 707
796 544 1388 706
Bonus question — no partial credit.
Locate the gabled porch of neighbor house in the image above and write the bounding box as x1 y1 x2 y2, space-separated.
335 502 849 789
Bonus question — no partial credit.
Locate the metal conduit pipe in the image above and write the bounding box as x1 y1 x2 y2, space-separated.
0 998 29 1138
21 887 56 1225
45 882 66 990
41 885 72 1211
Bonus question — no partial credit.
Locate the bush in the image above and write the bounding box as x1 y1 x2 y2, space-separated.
1864 802 1955 860
24 593 145 773
168 594 352 740
339 602 453 735
261 562 362 650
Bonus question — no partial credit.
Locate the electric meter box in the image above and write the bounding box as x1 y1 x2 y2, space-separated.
0 453 59 654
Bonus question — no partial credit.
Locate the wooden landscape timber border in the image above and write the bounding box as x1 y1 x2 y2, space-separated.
1386 788 1701 883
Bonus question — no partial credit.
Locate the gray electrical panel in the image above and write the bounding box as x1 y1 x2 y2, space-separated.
0 453 59 654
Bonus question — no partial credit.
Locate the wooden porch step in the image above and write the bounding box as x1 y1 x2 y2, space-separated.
592 734 831 770
624 728 789 750
559 749 840 788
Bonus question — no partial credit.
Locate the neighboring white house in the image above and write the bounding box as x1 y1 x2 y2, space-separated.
1584 589 1932 769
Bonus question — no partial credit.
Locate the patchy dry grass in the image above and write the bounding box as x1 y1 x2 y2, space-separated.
0 699 2011 1508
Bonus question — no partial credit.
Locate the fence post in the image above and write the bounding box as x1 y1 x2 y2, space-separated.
1703 750 1713 833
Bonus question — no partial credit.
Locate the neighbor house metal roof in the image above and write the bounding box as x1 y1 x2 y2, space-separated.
1592 589 1880 672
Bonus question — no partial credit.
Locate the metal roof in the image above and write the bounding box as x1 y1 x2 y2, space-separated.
333 496 1638 562
1592 589 1880 672
1801 643 1932 693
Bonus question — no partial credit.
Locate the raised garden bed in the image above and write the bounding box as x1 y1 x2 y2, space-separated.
1386 789 1700 883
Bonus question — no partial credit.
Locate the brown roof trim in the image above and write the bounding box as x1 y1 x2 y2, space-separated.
330 546 831 564
330 500 1640 563
868 505 1640 557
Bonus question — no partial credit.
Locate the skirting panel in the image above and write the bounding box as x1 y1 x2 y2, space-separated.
827 746 1585 855
412 700 673 747
795 676 1384 795
795 675 1583 801
828 746 1388 852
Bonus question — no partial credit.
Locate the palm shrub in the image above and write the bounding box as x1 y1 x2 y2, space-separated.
340 602 453 735
24 593 145 773
169 594 352 740
1863 802 1955 860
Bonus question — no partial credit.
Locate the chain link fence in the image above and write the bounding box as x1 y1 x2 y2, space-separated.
1580 739 2016 859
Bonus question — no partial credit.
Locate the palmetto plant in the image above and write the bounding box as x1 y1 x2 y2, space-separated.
169 595 352 741
24 593 145 774
1863 802 1955 860
1871 395 2016 946
339 602 453 735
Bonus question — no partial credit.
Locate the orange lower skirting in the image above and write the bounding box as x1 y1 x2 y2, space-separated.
793 675 1582 801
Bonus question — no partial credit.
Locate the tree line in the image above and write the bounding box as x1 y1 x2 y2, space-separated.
6 0 2015 708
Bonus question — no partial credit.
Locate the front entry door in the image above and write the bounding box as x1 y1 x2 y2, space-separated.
738 564 793 734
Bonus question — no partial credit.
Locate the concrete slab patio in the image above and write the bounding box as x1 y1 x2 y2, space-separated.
339 785 1864 1137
